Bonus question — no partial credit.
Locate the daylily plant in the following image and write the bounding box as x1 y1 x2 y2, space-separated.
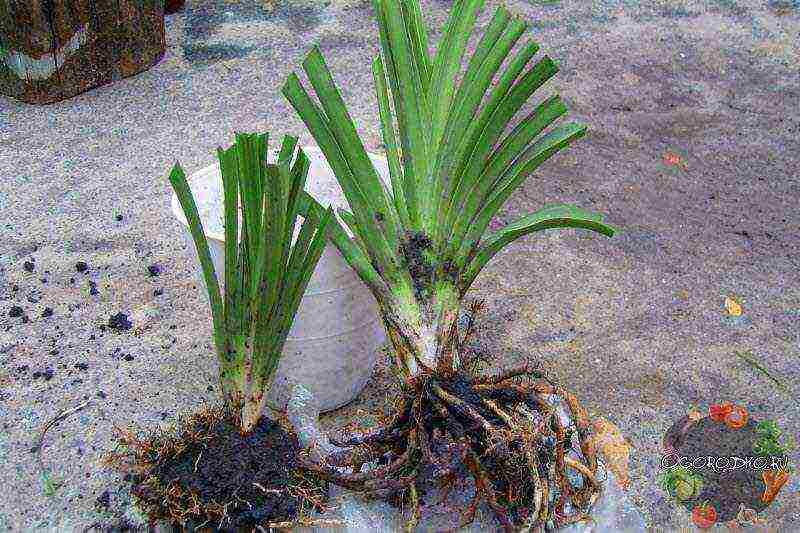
285 0 616 380
169 132 332 433
279 0 619 528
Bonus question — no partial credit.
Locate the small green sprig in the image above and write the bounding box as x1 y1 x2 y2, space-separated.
754 419 795 472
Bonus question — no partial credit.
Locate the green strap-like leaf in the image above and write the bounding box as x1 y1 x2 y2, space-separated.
437 41 542 241
337 208 364 249
439 7 514 161
217 145 240 359
380 0 430 232
235 133 264 273
428 0 485 153
373 55 410 228
302 46 402 250
298 191 386 297
461 204 617 292
249 134 273 300
372 0 423 231
445 56 559 235
282 72 400 279
432 7 518 246
281 139 308 292
168 163 226 362
403 0 432 93
262 162 290 322
267 207 334 378
278 207 334 348
457 122 589 267
446 94 568 260
277 135 298 166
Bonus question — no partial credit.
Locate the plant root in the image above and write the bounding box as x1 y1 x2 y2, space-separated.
300 365 602 531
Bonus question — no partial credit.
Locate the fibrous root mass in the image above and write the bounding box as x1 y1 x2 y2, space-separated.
300 363 603 532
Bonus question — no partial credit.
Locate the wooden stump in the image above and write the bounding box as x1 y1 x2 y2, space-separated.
0 0 166 105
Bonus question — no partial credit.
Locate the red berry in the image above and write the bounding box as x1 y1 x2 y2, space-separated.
709 402 733 422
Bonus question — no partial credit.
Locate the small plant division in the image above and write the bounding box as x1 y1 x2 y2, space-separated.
104 133 333 530
282 0 618 528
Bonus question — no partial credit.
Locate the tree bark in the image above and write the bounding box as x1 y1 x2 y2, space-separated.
0 0 165 104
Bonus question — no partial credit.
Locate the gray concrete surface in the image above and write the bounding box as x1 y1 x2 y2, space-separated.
1 0 798 530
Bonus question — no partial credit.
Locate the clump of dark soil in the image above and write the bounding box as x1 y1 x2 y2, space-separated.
104 404 328 531
106 312 132 331
399 231 435 300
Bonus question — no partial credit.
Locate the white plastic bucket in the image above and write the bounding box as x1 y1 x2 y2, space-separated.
170 146 388 412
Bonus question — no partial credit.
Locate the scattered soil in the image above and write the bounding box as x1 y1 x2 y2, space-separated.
399 231 435 300
104 405 328 531
106 312 132 331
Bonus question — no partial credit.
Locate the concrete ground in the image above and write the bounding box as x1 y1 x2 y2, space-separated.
1 0 798 531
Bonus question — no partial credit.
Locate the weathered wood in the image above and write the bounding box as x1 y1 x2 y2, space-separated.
165 0 185 15
0 0 166 105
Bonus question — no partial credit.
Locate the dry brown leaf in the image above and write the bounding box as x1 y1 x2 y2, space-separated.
588 416 632 491
725 296 743 317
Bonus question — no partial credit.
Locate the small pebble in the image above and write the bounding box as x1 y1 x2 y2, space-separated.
115 214 124 221
8 306 23 318
23 260 34 273
153 288 163 297
75 261 88 273
147 264 161 277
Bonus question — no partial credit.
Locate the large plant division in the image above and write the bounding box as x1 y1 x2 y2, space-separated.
284 0 618 529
